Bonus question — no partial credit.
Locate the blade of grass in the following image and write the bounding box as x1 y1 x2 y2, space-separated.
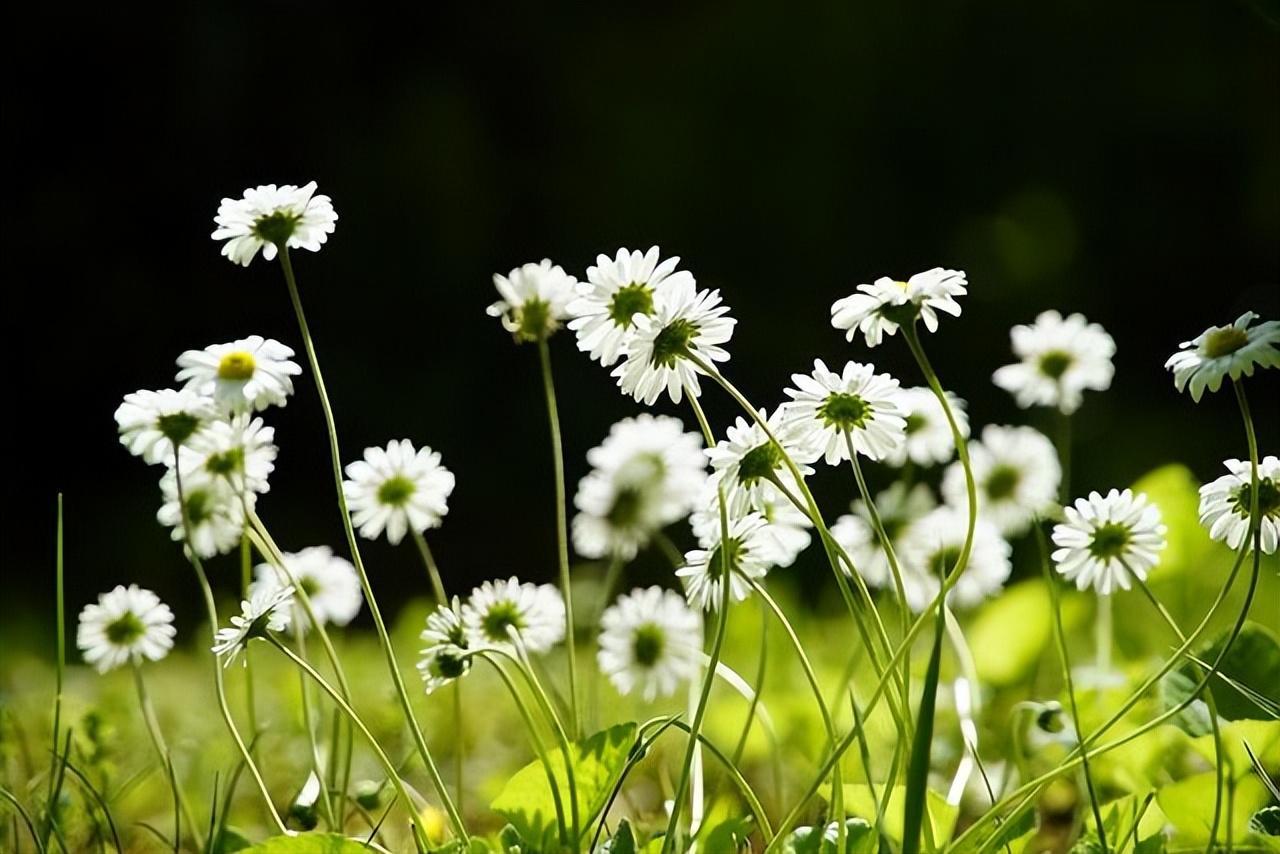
61 758 123 853
903 597 944 854
44 495 65 851
1 786 47 854
1244 740 1280 802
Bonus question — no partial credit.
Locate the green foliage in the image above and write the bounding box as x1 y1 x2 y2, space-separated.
700 816 754 852
1157 772 1273 844
781 819 874 853
602 818 637 853
968 579 1053 687
830 784 957 847
1197 621 1280 720
240 833 384 853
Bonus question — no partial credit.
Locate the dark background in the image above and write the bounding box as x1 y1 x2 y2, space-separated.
4 4 1278 650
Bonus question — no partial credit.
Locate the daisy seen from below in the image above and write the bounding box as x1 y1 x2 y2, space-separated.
115 388 218 464
176 336 302 414
1051 489 1168 595
706 406 817 515
598 586 703 702
462 577 566 653
691 480 812 569
881 387 969 468
1165 312 1280 402
487 259 578 343
831 482 936 589
77 585 176 673
418 597 472 694
251 546 363 631
568 246 694 366
179 414 278 495
830 267 967 348
783 359 906 465
343 439 455 546
676 511 773 611
992 310 1116 414
157 469 247 558
941 425 1061 537
897 507 1012 612
212 181 337 267
612 276 736 405
212 584 296 665
1198 456 1280 554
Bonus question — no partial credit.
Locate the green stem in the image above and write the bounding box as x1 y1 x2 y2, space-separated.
46 494 65 841
1056 409 1072 505
1095 593 1112 677
509 637 580 845
240 533 258 738
0 787 46 854
294 627 338 829
410 529 448 607
131 661 202 853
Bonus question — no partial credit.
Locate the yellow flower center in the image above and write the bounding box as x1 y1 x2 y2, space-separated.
217 351 257 381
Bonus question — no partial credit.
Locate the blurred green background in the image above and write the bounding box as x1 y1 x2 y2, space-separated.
4 3 1278 653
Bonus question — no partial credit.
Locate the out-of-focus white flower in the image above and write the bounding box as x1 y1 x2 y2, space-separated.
157 468 247 558
898 507 1012 612
462 577 566 653
992 311 1116 414
941 425 1061 537
598 586 703 701
881 387 969 468
115 388 218 464
677 512 772 611
178 414 278 495
250 546 362 631
77 585 176 673
831 482 936 588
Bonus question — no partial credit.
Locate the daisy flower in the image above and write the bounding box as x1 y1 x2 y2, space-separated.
212 583 295 665
783 359 906 465
212 181 337 266
1165 312 1280 402
941 425 1061 537
418 597 472 694
251 546 362 631
830 267 967 348
77 585 176 673
691 480 812 569
157 469 247 558
676 512 773 611
176 336 302 414
115 388 218 463
992 311 1116 414
706 407 817 514
1198 456 1280 554
612 277 736 405
897 507 1012 612
881 387 969 468
487 259 578 343
179 414 278 495
1051 489 1168 594
343 440 455 546
831 482 936 588
462 577 566 653
598 587 703 701
568 246 694 366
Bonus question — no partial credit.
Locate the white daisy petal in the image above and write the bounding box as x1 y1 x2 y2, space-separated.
77 585 176 673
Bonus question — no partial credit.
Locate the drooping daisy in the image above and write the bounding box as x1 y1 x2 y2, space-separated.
1051 489 1168 594
568 247 694 366
176 336 302 414
487 259 578 343
462 577 566 653
343 440 455 546
1165 312 1280 402
691 480 812 569
417 597 472 694
783 359 906 465
77 585 176 673
1198 456 1280 554
830 268 967 348
251 546 363 631
212 181 337 267
831 482 936 588
612 277 736 405
881 387 969 468
598 587 703 701
156 469 247 558
992 311 1116 414
115 388 218 464
897 507 1012 612
676 512 773 611
941 425 1061 537
212 584 295 665
706 407 817 514
179 414 278 495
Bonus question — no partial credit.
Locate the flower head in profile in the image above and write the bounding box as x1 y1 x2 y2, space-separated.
783 359 906 465
598 586 703 701
568 246 694 366
942 425 1061 537
77 585 176 673
343 440 455 545
462 577 566 653
251 546 362 631
691 480 812 569
612 277 736 405
831 268 967 348
1165 312 1280 402
1051 489 1167 594
898 507 1012 612
176 336 302 414
418 597 472 694
1199 456 1280 554
179 414 278 495
212 584 295 665
676 511 773 611
212 182 337 266
707 407 817 514
992 311 1116 414
157 469 247 558
487 260 578 343
832 482 936 588
881 387 969 468
115 388 218 464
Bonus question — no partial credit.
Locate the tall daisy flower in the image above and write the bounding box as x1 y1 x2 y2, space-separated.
1198 456 1280 554
783 359 906 465
1165 312 1280 402
992 311 1116 414
612 277 736 405
212 181 337 266
157 469 247 558
598 587 703 701
676 512 773 611
77 585 176 673
179 414 278 495
830 268 967 348
212 584 295 665
881 387 969 468
176 336 302 414
462 577 566 653
251 546 363 631
706 407 817 514
691 480 812 569
941 425 1061 537
115 388 218 464
343 440 455 546
1051 489 1167 594
831 482 936 588
898 507 1012 612
418 597 472 694
487 259 578 343
568 246 694 366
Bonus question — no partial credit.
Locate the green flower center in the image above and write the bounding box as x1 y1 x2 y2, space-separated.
928 545 963 579
1203 326 1249 359
903 413 927 435
299 576 320 597
252 210 300 245
434 650 469 680
607 486 647 528
707 536 745 578
607 283 655 328
105 612 145 645
205 447 245 477
1234 478 1280 519
377 475 417 507
737 442 782 486
515 298 554 342
157 412 201 445
650 319 698 368
217 351 257 381
818 392 872 431
632 623 666 667
184 489 214 525
1038 350 1074 380
1088 523 1131 560
481 602 524 642
985 464 1022 501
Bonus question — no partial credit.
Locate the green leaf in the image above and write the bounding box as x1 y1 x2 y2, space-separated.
1188 719 1280 781
1132 464 1218 583
240 833 380 853
968 579 1053 687
603 818 637 854
903 607 944 853
1197 621 1280 720
781 819 874 853
1157 771 1272 843
497 824 524 854
829 784 957 845
211 828 254 854
1252 805 1280 835
1159 669 1213 736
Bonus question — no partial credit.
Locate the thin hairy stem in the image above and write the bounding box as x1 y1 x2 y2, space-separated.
410 529 448 607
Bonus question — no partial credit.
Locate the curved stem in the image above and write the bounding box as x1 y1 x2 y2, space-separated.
410 529 448 607
293 628 338 829
509 636 580 844
239 533 259 738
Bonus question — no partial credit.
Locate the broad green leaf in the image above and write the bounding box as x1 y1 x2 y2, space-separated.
603 818 637 854
1197 621 1280 720
240 833 381 853
1188 719 1280 780
968 579 1051 687
1159 669 1212 736
1133 464 1217 583
781 819 874 853
828 784 957 845
212 828 254 853
903 611 944 853
1157 771 1272 842
700 816 753 852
